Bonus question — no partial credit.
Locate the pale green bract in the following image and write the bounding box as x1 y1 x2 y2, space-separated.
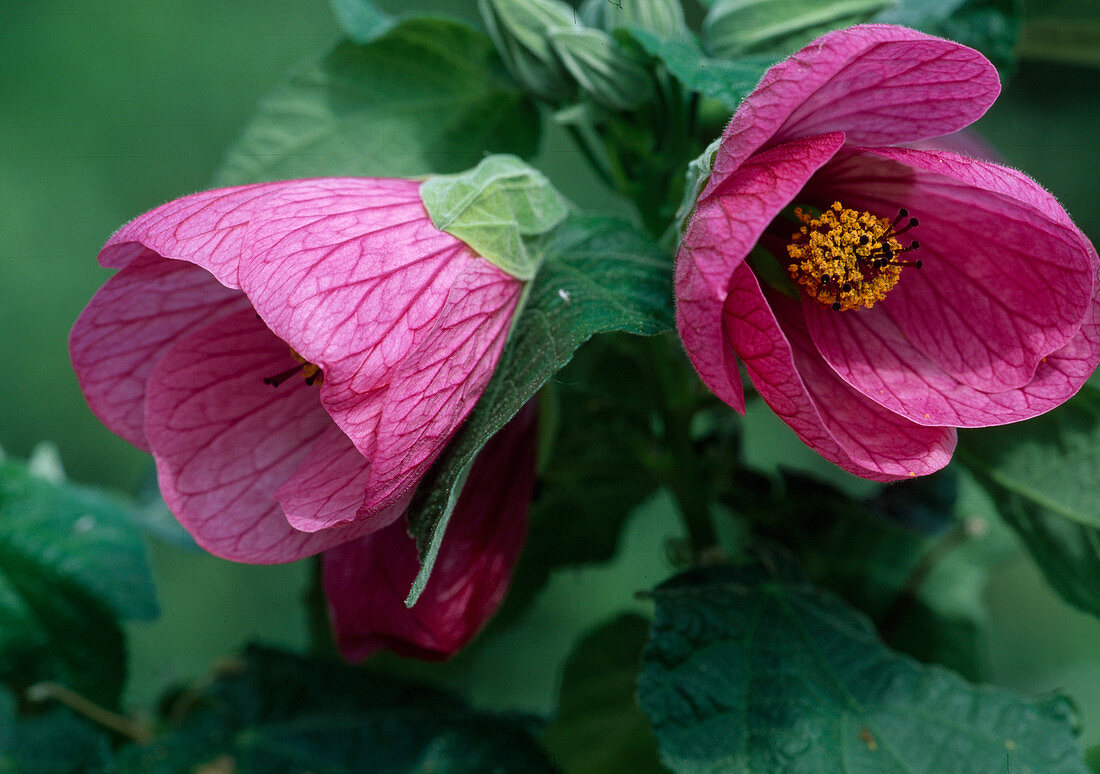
421 155 569 281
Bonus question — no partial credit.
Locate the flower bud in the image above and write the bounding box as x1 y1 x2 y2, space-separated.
703 0 894 58
478 0 578 101
548 27 653 110
580 0 688 39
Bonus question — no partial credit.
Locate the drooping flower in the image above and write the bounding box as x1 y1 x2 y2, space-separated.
676 24 1099 481
70 177 528 563
324 401 537 661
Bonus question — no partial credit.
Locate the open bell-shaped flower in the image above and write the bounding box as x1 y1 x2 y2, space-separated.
676 24 1100 481
70 157 565 562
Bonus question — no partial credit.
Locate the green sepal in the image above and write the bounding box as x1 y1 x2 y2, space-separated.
421 155 569 281
704 0 894 58
478 0 578 101
548 27 653 111
580 0 689 39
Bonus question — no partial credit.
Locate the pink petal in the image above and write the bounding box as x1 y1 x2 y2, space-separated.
724 267 955 480
677 132 846 411
801 148 1097 423
324 402 537 661
144 308 382 563
69 250 247 449
703 25 999 203
98 181 301 285
231 178 523 519
274 423 410 534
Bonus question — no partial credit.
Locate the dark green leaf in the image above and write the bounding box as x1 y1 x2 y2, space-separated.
214 18 540 186
499 336 661 623
874 0 1022 74
328 0 397 43
119 644 557 774
958 385 1100 615
638 561 1090 773
543 614 666 774
728 467 1014 680
405 214 675 605
0 689 115 774
0 458 156 707
627 30 773 109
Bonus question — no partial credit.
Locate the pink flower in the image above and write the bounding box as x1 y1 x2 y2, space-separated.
676 25 1099 481
70 178 526 562
324 401 537 661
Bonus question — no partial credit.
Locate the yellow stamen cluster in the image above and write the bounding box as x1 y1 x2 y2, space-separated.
291 350 323 386
264 348 324 388
786 202 904 312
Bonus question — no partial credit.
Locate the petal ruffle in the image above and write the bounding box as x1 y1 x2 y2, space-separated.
324 402 537 661
70 250 247 449
231 178 523 520
725 265 955 480
144 308 383 563
703 25 999 203
677 132 845 411
802 148 1097 423
274 423 411 534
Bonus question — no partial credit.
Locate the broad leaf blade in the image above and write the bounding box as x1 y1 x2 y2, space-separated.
118 644 558 774
628 30 772 109
0 458 156 707
404 214 675 605
638 562 1090 773
543 614 666 774
959 385 1100 617
214 18 540 185
0 688 115 774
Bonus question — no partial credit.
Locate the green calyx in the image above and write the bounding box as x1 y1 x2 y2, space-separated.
420 155 569 281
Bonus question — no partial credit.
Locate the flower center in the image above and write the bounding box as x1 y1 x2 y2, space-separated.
263 349 323 388
786 201 922 312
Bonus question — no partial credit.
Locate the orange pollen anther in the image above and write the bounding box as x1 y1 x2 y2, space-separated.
786 201 922 312
263 349 324 388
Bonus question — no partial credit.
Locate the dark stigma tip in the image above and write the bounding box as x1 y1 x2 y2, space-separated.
832 301 841 311
898 208 908 218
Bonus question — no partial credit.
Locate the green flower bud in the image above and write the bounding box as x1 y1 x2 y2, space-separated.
703 0 894 58
478 0 579 101
580 0 688 39
548 27 654 110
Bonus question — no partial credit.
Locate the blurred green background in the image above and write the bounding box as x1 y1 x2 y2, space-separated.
3 0 1100 745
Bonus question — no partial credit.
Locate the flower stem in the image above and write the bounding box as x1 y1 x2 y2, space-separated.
648 336 716 554
26 682 151 742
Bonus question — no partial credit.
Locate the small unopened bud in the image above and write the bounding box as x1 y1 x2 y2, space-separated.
548 27 653 111
478 0 578 101
703 0 894 59
580 0 688 39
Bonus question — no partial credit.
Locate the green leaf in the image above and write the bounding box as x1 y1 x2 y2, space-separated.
421 154 569 280
959 385 1100 617
498 336 662 623
0 688 115 774
327 0 397 44
874 0 1022 74
404 216 673 606
213 18 540 186
119 644 557 774
0 458 157 707
638 561 1090 774
958 385 1100 529
404 214 675 605
725 467 1015 680
627 30 773 109
543 614 666 774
